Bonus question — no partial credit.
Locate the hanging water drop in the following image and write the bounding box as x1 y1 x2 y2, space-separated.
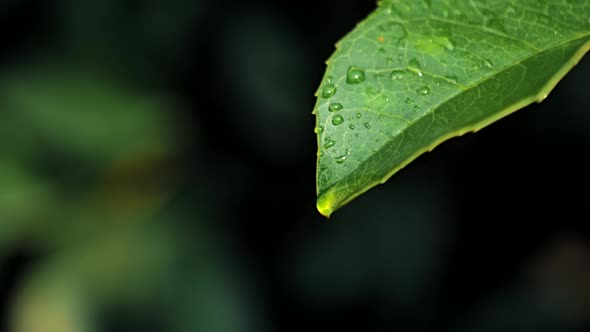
316 125 324 133
332 115 344 126
329 103 343 112
346 66 366 84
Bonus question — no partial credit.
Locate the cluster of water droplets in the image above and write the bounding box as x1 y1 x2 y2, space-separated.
317 6 498 165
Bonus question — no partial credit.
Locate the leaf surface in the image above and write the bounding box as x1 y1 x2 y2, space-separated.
314 0 590 217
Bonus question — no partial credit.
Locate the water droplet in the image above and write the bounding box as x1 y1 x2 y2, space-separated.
413 105 421 112
409 58 423 77
324 140 336 149
322 84 337 98
332 115 344 126
365 87 379 97
363 122 371 129
440 37 455 51
316 125 324 133
318 151 323 157
346 67 366 84
334 150 351 164
356 113 362 119
416 86 431 95
328 103 343 112
349 124 355 130
390 70 405 80
405 97 415 104
385 57 394 66
445 75 458 83
483 59 493 68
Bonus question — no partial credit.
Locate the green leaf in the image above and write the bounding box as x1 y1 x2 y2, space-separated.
314 0 590 217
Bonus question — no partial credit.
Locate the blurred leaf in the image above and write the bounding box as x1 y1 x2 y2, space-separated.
11 272 94 332
0 162 56 251
0 67 178 163
0 63 186 252
313 0 590 217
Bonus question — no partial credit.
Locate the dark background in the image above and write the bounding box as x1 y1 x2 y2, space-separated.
1 0 589 331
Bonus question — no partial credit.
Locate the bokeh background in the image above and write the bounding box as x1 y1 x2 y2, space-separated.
1 0 589 331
